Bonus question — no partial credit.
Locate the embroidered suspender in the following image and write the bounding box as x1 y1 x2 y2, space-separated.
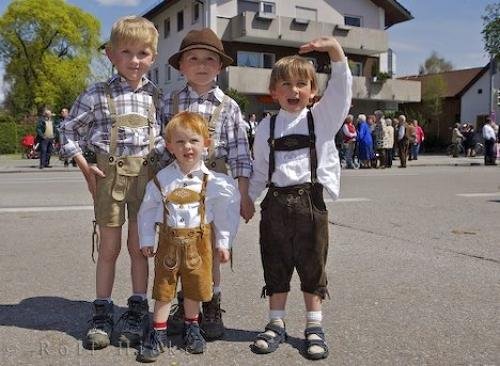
267 110 317 185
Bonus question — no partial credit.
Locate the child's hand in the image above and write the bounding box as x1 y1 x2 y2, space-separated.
240 194 255 223
299 36 345 62
217 248 230 263
84 165 105 201
141 246 155 258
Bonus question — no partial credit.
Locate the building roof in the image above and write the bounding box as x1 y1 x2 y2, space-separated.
398 66 488 98
370 0 413 28
142 1 413 28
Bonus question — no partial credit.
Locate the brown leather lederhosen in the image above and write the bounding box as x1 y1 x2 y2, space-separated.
94 83 159 228
259 110 329 300
171 90 229 174
152 174 213 303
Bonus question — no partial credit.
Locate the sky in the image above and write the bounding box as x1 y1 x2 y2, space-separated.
0 0 495 102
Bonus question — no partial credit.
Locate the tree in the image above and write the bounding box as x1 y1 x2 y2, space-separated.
225 88 250 114
422 75 447 139
418 51 453 75
482 3 500 59
0 0 100 116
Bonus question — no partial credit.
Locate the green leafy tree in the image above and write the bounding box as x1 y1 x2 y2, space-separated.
418 51 453 75
482 3 500 59
225 88 250 114
0 0 100 116
422 75 447 139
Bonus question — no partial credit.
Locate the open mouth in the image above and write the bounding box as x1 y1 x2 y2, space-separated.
287 98 300 105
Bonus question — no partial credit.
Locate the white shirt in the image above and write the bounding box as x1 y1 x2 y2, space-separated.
482 123 496 141
138 161 240 250
249 59 352 201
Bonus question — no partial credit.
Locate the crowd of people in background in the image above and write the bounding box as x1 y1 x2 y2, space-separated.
335 111 425 169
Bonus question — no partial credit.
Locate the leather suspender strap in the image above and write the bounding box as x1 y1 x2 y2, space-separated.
198 174 208 233
104 83 118 160
267 114 277 185
206 96 228 159
147 88 159 152
172 90 180 116
307 110 318 183
153 175 170 224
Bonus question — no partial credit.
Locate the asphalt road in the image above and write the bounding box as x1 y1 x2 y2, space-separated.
1 164 499 365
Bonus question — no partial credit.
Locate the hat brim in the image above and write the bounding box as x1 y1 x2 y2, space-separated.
168 44 233 70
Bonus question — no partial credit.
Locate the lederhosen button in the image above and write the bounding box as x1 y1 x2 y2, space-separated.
117 161 124 167
210 162 216 168
109 156 114 163
298 189 304 195
273 191 279 197
143 160 148 166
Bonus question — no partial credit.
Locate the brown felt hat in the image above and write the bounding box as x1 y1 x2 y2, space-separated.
168 28 233 70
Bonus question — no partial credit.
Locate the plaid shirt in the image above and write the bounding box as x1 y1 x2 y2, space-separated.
60 74 169 161
162 84 252 178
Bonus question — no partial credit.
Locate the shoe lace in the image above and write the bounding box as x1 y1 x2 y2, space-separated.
88 313 111 330
185 324 203 344
169 302 185 321
203 300 225 322
118 309 142 332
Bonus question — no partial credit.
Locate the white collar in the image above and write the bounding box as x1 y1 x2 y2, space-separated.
171 160 212 177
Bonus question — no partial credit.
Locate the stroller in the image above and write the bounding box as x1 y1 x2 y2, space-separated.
21 134 39 159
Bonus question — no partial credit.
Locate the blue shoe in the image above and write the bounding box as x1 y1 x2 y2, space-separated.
184 323 206 354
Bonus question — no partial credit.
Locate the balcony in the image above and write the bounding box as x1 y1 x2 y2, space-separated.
218 11 388 56
218 66 421 103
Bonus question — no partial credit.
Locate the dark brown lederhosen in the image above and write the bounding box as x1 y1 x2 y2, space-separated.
94 83 159 227
152 174 214 303
260 111 329 300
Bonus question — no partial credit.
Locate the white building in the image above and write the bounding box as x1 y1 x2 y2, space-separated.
144 0 420 116
460 62 500 126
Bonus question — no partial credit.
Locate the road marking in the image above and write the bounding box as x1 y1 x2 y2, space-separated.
0 205 93 213
456 192 500 197
1 197 371 214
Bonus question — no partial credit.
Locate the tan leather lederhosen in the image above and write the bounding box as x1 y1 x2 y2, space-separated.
171 90 229 175
94 83 160 227
152 174 213 302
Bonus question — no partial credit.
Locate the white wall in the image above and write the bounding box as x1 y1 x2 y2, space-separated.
325 0 382 29
461 68 500 126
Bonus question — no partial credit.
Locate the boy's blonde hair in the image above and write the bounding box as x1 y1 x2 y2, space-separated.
165 111 210 142
107 16 158 54
268 55 318 92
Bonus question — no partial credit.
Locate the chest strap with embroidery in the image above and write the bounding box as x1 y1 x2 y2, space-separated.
104 83 158 163
153 173 209 234
267 110 318 186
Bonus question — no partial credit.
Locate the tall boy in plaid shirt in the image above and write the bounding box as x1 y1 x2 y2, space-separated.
60 16 170 350
161 28 254 340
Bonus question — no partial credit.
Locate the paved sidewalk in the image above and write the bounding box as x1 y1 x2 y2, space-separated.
0 153 489 174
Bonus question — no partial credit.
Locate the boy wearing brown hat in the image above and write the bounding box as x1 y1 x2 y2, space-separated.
162 28 253 340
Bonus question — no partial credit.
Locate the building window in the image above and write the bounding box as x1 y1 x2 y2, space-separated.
192 1 200 24
165 64 171 83
237 51 275 68
260 1 275 15
164 18 170 38
344 15 362 27
348 61 363 76
177 10 184 31
478 88 483 94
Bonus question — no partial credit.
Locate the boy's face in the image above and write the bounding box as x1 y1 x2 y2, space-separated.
179 49 222 93
106 41 156 89
166 126 209 174
270 77 316 113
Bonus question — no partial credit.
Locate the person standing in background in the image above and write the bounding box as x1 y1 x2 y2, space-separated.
36 107 55 169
